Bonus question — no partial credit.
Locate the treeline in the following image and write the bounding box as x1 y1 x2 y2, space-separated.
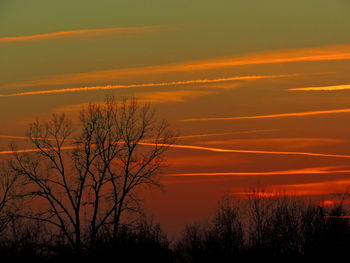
174 192 350 263
0 192 349 262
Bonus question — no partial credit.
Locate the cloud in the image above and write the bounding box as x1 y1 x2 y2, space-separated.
0 145 76 155
52 90 216 115
237 178 350 197
197 137 344 149
2 135 350 159
171 44 350 72
138 142 350 159
163 155 245 168
289 84 350 91
172 130 275 140
2 43 349 90
54 90 215 113
0 74 290 97
179 108 350 122
166 166 350 177
135 90 215 104
0 25 173 43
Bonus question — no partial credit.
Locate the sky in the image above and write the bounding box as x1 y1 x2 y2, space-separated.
1 0 350 235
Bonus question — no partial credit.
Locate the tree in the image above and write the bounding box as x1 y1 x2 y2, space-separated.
12 97 175 253
0 160 20 235
175 196 243 263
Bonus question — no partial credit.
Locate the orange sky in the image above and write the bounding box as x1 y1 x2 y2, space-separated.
1 0 350 235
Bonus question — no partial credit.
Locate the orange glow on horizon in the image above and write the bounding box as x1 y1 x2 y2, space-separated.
231 179 350 198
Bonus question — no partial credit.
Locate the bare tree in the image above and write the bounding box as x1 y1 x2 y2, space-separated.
12 97 175 253
175 196 243 263
0 160 20 234
247 188 277 248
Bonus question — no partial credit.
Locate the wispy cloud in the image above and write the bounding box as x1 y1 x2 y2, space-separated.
197 137 344 149
0 25 172 43
179 108 350 122
0 146 76 155
136 90 215 104
173 130 275 140
0 130 274 143
174 44 350 71
289 84 350 91
166 166 350 177
2 43 348 90
0 74 290 97
234 178 350 197
54 90 216 113
276 180 350 196
138 143 350 159
2 135 350 159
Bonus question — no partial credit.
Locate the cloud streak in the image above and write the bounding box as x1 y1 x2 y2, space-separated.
175 45 350 72
2 135 350 159
55 90 216 112
138 142 350 159
0 130 272 144
0 146 76 155
197 137 344 150
166 166 350 177
179 108 350 122
233 179 350 197
289 84 350 91
2 43 348 90
0 74 291 97
0 26 170 43
173 130 275 140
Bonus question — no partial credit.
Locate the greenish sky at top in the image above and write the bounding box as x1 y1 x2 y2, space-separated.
1 0 350 85
1 0 349 37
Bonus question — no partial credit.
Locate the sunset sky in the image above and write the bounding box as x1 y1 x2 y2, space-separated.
1 0 350 235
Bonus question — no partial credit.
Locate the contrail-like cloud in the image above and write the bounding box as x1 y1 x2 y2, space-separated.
172 129 275 140
2 135 350 159
0 135 78 143
0 130 273 144
0 26 170 42
166 166 350 177
0 146 76 155
289 84 350 91
0 74 291 97
179 108 350 122
139 143 350 159
3 44 345 90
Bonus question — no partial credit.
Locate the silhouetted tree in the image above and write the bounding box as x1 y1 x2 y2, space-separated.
247 188 277 256
245 188 350 262
175 196 243 263
175 189 350 263
12 97 175 253
0 160 21 235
